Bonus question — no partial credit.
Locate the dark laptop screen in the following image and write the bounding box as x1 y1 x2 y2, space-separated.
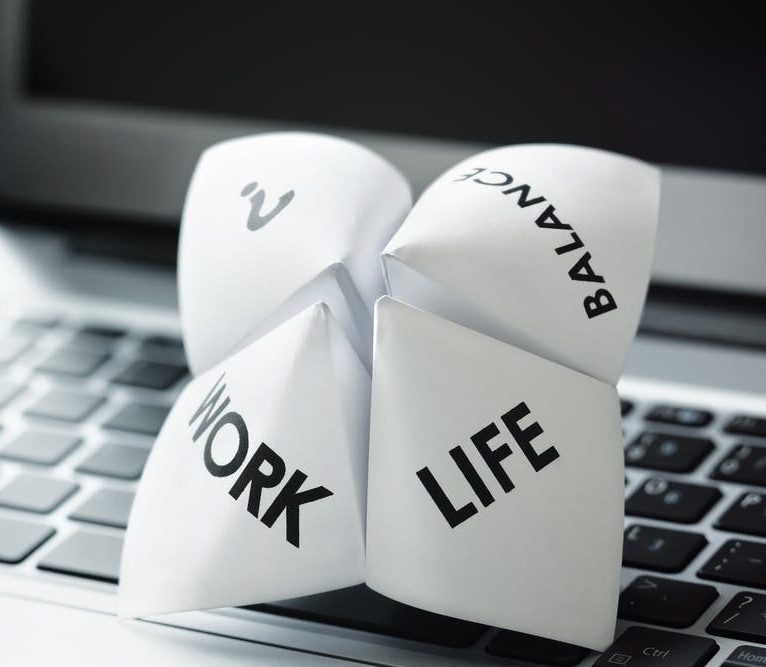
24 1 766 174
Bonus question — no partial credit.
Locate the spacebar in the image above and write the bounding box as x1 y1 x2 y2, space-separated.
247 585 486 648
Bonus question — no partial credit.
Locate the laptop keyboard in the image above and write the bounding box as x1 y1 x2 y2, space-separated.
1 311 765 666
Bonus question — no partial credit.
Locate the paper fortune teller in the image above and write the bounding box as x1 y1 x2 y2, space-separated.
367 145 660 649
119 132 411 616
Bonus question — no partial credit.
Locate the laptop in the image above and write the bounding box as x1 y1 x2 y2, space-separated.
2 2 765 665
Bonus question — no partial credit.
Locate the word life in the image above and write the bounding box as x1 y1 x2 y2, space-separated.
454 166 617 319
188 373 332 547
417 402 560 528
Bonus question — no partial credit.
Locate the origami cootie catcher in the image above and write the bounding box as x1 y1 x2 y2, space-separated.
119 134 660 652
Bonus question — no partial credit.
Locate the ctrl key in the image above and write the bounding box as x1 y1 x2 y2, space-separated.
595 627 718 666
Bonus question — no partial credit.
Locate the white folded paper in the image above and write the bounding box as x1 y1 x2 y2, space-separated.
367 145 660 649
179 131 412 374
119 132 411 617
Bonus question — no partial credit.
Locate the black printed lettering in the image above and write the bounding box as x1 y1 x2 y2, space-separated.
189 373 230 442
584 288 618 318
535 205 572 231
568 251 606 283
260 470 333 548
229 443 286 518
470 423 514 493
454 167 486 181
203 411 249 477
502 183 546 208
500 402 559 473
474 170 514 187
450 445 494 507
555 232 584 255
416 466 478 528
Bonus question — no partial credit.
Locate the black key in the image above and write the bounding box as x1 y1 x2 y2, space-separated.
716 491 766 538
142 335 183 350
698 539 766 589
621 400 634 417
486 630 589 666
0 430 81 465
711 444 766 487
0 517 55 563
76 444 149 479
625 432 714 473
70 488 134 528
69 325 125 350
36 346 109 377
103 403 170 436
623 524 707 573
252 585 485 648
0 474 79 513
594 626 718 666
37 530 122 583
645 404 713 428
626 477 721 523
723 645 766 666
618 575 718 628
0 380 22 408
707 591 766 644
111 360 186 390
0 335 30 364
725 415 766 440
25 390 105 422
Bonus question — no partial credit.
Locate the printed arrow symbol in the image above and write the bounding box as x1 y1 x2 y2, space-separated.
637 578 658 590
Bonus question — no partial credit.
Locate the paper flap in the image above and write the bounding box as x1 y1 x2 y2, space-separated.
366 297 623 650
383 144 660 385
179 132 411 375
120 303 369 617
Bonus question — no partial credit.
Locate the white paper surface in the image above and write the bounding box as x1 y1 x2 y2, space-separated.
120 132 410 617
368 145 660 650
120 303 369 617
179 132 412 374
366 297 624 649
383 144 660 385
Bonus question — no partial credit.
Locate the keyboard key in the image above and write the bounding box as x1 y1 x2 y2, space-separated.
0 430 81 465
723 645 766 666
698 539 766 589
252 585 486 648
36 346 109 377
594 626 718 666
711 444 766 487
68 326 125 351
141 335 183 350
716 492 766 538
25 390 105 422
0 516 55 563
103 403 169 436
70 488 134 528
618 575 718 628
486 630 589 665
37 530 122 583
0 380 22 408
725 415 766 440
707 591 766 644
626 478 721 523
625 432 714 473
621 400 634 417
623 524 707 573
0 475 79 513
111 360 186 390
76 444 149 479
645 404 713 428
0 335 30 364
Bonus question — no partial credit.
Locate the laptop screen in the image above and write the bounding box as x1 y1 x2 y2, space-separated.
22 1 766 175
